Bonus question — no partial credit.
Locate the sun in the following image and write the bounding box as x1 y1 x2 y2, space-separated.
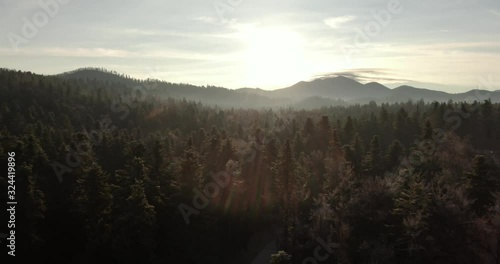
243 26 307 89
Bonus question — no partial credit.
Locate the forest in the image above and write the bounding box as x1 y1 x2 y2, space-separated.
0 68 499 263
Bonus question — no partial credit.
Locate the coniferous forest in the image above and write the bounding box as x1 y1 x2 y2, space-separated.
1 68 499 263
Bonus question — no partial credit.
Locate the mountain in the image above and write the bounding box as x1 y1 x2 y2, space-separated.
271 76 391 100
453 89 500 103
389 85 451 102
274 78 500 103
235 87 272 97
56 68 500 107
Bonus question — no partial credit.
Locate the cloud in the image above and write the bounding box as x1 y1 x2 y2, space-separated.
0 46 242 62
313 68 412 84
372 41 500 57
488 9 500 16
193 16 219 24
0 47 134 58
324 15 356 29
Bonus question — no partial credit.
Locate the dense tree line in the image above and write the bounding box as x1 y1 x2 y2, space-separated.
0 69 499 263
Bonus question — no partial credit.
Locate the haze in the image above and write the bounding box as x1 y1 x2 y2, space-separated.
1 0 500 92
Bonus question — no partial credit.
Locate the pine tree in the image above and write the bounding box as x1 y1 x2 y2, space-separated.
218 138 236 171
317 116 331 151
466 155 499 214
292 132 304 159
19 164 46 247
393 171 431 257
386 140 403 171
344 116 354 143
112 177 157 261
73 162 113 246
303 117 315 136
179 140 203 190
380 106 389 124
273 139 296 252
364 135 382 176
350 133 364 176
422 120 433 140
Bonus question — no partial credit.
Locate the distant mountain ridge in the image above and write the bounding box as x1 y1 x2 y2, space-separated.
270 76 391 100
56 68 500 107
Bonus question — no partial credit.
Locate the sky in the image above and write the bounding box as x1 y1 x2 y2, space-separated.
1 0 500 92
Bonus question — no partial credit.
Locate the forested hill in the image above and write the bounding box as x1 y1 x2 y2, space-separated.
0 68 499 263
58 67 294 108
55 67 500 106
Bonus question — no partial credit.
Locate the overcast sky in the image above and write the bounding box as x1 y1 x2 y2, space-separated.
1 0 500 92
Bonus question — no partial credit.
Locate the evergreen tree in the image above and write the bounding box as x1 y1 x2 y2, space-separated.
176 137 203 191
73 162 113 247
273 139 296 252
386 140 404 171
466 155 499 214
364 135 382 176
112 177 157 262
393 171 431 257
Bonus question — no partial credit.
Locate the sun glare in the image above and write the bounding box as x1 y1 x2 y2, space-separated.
243 27 307 89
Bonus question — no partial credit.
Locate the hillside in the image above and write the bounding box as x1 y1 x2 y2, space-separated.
57 68 500 106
